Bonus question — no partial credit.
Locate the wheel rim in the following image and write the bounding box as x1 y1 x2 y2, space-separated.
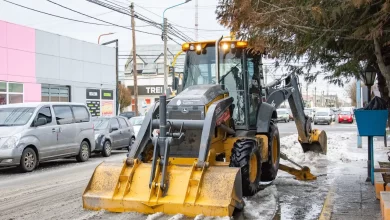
105 142 112 155
272 136 278 164
249 154 258 182
24 152 35 169
81 143 89 159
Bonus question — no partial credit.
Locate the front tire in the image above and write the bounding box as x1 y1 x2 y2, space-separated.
229 139 262 196
261 123 281 182
76 140 90 162
102 140 112 157
19 148 37 172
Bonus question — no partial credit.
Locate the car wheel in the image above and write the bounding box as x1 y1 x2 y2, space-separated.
19 147 37 172
76 140 90 162
314 122 317 125
102 140 112 157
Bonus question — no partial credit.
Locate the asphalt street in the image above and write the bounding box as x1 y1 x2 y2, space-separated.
0 121 364 220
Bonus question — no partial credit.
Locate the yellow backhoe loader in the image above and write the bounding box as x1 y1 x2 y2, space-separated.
82 37 327 217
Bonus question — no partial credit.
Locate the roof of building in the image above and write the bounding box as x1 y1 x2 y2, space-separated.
124 44 185 74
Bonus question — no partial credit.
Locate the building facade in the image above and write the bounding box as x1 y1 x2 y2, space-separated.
0 20 116 116
120 44 184 114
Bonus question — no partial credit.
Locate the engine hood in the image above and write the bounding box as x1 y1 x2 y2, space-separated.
168 84 226 106
0 126 25 138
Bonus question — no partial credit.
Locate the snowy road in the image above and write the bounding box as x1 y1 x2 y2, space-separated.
0 125 383 220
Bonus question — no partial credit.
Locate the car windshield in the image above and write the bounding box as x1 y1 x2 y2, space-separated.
304 110 311 114
340 111 351 115
0 107 35 126
93 118 109 129
129 117 144 126
316 112 329 116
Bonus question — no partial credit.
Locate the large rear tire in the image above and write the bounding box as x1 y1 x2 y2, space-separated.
261 123 281 182
229 139 262 196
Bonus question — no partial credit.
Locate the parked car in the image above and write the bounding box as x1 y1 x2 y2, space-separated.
119 111 136 119
0 102 95 172
276 108 290 123
304 108 314 121
129 116 145 138
287 109 294 121
338 111 354 123
93 116 135 156
313 110 332 125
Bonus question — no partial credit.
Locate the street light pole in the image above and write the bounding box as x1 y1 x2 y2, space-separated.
162 0 192 96
101 39 119 115
98 32 114 44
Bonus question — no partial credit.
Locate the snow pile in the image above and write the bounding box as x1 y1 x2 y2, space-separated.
168 214 184 220
242 185 278 219
194 214 231 220
280 132 370 166
146 212 164 220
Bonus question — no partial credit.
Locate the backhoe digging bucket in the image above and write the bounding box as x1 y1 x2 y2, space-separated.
300 129 327 154
82 160 244 217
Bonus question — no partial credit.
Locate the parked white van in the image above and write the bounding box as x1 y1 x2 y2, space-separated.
0 102 95 172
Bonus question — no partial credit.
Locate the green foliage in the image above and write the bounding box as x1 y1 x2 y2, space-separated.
216 0 390 86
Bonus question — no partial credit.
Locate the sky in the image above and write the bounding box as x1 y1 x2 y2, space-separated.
0 0 352 102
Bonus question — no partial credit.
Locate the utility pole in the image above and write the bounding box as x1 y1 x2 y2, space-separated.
195 0 198 40
130 3 138 115
356 80 362 148
163 18 168 96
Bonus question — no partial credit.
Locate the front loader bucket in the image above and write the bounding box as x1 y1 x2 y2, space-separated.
300 129 327 154
82 160 244 217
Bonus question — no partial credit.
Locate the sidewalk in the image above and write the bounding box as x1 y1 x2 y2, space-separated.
330 173 380 219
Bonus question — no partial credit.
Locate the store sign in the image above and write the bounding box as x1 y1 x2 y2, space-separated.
128 85 171 96
102 90 113 100
86 89 100 100
101 101 114 116
86 100 100 117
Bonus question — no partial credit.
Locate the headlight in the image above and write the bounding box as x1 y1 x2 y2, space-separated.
0 135 20 149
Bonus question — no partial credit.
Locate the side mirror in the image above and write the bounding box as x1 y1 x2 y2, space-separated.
111 127 118 132
35 118 47 127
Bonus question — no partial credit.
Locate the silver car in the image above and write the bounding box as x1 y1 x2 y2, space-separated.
0 102 95 172
93 116 135 156
313 111 332 125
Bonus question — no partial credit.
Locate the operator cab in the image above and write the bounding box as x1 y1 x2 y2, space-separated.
177 40 265 130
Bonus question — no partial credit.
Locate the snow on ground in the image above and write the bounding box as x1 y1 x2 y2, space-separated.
242 185 278 219
280 132 389 168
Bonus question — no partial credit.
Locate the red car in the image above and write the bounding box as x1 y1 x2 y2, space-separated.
338 111 354 123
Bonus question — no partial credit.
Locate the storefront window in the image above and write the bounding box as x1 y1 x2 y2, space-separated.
41 84 70 102
0 81 23 105
9 94 23 104
8 83 23 93
0 82 6 92
0 94 6 105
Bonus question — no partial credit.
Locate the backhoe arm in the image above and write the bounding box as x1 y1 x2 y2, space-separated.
265 73 327 154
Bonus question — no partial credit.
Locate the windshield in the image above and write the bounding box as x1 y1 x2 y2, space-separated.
0 107 35 126
93 119 109 129
129 117 144 126
304 110 311 114
340 111 351 115
316 112 329 116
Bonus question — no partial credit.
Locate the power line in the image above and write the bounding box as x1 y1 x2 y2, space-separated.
47 0 160 36
3 0 116 26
